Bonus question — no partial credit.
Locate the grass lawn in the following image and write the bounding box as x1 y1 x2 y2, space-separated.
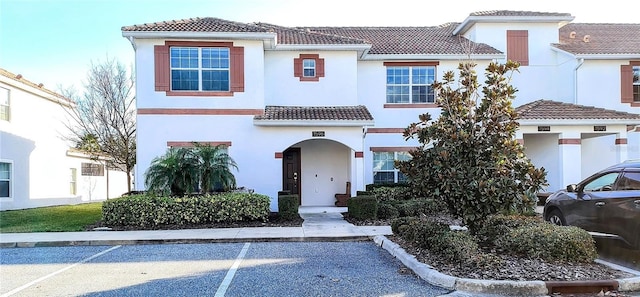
0 202 103 233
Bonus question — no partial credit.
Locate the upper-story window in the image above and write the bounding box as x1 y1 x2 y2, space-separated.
385 65 435 104
154 41 244 96
294 54 324 82
507 30 529 66
170 47 230 92
303 59 316 77
621 62 640 105
0 87 9 121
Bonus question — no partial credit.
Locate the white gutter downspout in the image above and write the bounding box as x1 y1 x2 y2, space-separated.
573 58 584 104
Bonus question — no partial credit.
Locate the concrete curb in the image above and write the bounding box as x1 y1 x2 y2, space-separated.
374 235 640 296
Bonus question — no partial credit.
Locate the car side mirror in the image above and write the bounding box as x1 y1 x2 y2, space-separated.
566 184 578 192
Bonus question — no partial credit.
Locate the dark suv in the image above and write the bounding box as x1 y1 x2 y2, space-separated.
543 160 640 249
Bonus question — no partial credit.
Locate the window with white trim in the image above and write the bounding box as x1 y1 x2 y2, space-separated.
0 87 9 121
386 66 435 103
373 152 411 184
0 162 11 198
634 65 639 102
170 47 230 91
303 59 316 77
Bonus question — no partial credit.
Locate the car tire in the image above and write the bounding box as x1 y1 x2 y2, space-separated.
547 209 566 226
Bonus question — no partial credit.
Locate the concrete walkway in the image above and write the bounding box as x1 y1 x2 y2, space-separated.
0 206 391 248
1 206 639 296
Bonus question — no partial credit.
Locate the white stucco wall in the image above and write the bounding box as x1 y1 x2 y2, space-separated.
264 51 359 106
0 77 127 210
523 133 561 192
296 139 350 206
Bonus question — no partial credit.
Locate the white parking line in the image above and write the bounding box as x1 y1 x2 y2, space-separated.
214 242 250 297
0 245 122 297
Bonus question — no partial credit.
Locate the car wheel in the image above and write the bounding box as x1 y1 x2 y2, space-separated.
547 209 566 226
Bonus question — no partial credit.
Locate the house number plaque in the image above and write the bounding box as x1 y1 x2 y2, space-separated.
312 131 325 137
593 126 606 132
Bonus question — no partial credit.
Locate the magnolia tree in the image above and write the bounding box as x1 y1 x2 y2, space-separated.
396 61 547 233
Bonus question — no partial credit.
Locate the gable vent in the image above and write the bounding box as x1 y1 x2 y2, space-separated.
569 31 576 39
583 35 590 42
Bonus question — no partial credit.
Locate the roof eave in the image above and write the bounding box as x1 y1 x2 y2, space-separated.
551 47 640 60
273 44 371 51
518 119 640 126
453 15 575 35
122 31 278 48
253 119 375 127
360 54 503 61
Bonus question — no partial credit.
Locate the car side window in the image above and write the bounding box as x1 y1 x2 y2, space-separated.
583 172 620 191
617 172 640 190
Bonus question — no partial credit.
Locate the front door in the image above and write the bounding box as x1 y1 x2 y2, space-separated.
283 148 301 203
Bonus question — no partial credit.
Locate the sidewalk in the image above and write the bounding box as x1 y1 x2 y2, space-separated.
0 207 392 248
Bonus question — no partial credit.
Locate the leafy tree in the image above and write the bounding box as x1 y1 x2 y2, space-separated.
397 61 547 233
60 58 136 192
144 147 199 196
193 143 238 193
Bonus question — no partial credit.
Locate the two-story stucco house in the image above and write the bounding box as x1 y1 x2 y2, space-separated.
122 10 640 211
0 68 129 210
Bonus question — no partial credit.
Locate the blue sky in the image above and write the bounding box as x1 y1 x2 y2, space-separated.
1 0 637 92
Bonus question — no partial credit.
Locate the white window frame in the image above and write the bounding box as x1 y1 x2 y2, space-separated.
373 152 410 184
386 66 436 104
303 59 316 77
70 168 77 195
0 160 12 199
170 47 230 92
0 87 9 121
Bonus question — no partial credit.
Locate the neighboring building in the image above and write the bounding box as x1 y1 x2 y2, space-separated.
0 68 129 210
121 10 640 210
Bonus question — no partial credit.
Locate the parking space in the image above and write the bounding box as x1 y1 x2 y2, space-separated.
1 242 448 297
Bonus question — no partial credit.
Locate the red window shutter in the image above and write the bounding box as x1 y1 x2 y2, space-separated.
154 45 170 91
507 30 529 66
230 46 244 92
293 57 303 77
621 65 633 103
316 58 325 77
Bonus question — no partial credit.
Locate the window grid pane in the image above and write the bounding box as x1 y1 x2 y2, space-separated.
0 162 10 198
386 66 436 104
373 152 411 184
303 59 316 77
0 87 8 121
170 47 230 92
634 66 640 102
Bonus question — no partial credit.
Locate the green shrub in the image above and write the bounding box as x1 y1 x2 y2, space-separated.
475 214 542 246
278 194 299 221
347 196 377 220
102 193 270 227
365 183 410 192
389 199 446 217
369 186 413 202
377 202 400 219
390 216 416 235
500 223 598 263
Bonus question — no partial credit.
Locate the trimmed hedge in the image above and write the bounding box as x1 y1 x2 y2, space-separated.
102 193 270 227
347 196 377 220
278 194 299 221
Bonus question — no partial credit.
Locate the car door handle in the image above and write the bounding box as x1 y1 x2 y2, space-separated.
595 202 605 207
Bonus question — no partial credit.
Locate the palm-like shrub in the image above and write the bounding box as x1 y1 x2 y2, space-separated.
144 144 238 196
144 147 199 196
193 143 238 193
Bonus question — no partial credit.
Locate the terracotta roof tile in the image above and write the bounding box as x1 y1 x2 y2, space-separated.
299 24 501 55
254 23 369 45
255 105 373 121
121 17 269 32
470 10 572 17
516 100 640 120
0 68 72 103
554 23 640 55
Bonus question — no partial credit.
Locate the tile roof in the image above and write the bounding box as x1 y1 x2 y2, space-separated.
0 68 72 103
516 100 640 120
298 24 501 55
470 10 572 17
254 105 374 121
121 17 269 32
253 23 369 45
554 23 640 55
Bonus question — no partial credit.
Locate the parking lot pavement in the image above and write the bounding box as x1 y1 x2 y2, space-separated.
1 242 449 297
